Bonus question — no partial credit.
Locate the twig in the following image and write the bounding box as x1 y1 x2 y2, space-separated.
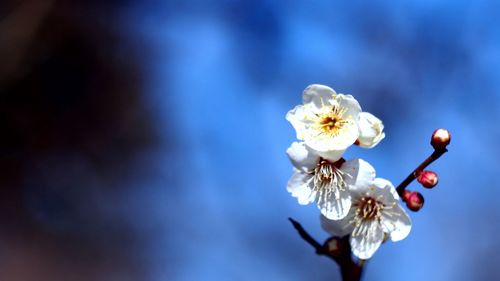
289 218 365 281
289 218 323 252
395 148 448 197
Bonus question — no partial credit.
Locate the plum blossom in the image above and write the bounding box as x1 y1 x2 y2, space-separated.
286 85 386 156
321 178 411 259
287 142 376 220
286 84 362 154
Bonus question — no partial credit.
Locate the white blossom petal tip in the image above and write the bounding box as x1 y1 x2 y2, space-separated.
286 142 319 172
350 221 384 259
287 170 315 205
318 187 352 220
302 84 337 108
321 213 355 237
339 158 376 191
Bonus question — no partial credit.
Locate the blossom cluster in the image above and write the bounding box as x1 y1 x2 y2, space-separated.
286 84 411 259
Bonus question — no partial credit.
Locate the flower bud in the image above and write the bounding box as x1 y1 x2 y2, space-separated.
406 191 424 212
401 190 412 202
357 112 385 148
417 170 438 189
431 129 451 150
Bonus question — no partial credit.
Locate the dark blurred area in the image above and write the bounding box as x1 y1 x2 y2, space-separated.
0 1 160 280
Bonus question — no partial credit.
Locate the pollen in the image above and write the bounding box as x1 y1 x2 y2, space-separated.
315 103 353 137
356 197 384 221
349 195 398 231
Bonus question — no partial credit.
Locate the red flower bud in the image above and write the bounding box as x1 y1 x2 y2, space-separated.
406 191 424 212
401 190 412 202
431 129 451 150
417 170 439 189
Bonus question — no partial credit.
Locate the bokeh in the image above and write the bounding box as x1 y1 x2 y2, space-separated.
1 0 499 280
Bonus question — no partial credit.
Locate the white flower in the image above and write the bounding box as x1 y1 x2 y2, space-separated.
287 142 376 220
321 178 411 259
286 84 362 153
357 112 385 148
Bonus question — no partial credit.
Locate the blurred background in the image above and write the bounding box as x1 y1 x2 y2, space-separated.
0 0 499 280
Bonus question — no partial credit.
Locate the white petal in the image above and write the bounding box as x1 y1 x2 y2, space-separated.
337 94 361 120
305 127 358 152
357 113 379 139
381 205 412 242
357 112 385 148
315 148 345 162
320 212 355 237
286 142 319 172
285 104 309 141
371 178 412 242
350 220 384 259
372 178 400 203
339 159 376 192
316 185 352 220
302 84 336 109
287 170 315 205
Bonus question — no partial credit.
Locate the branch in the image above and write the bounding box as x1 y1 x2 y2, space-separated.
288 218 323 252
289 218 366 281
395 148 448 197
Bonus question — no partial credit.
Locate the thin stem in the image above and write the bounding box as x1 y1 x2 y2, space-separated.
289 218 323 253
395 148 448 197
289 218 365 281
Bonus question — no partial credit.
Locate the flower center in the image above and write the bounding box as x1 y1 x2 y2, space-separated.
317 105 351 137
356 197 383 221
320 116 340 131
312 159 346 200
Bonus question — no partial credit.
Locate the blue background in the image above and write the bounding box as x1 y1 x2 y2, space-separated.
2 0 500 281
133 1 499 280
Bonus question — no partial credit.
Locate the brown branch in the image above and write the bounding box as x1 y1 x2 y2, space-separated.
395 148 448 197
289 218 323 252
289 218 366 281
